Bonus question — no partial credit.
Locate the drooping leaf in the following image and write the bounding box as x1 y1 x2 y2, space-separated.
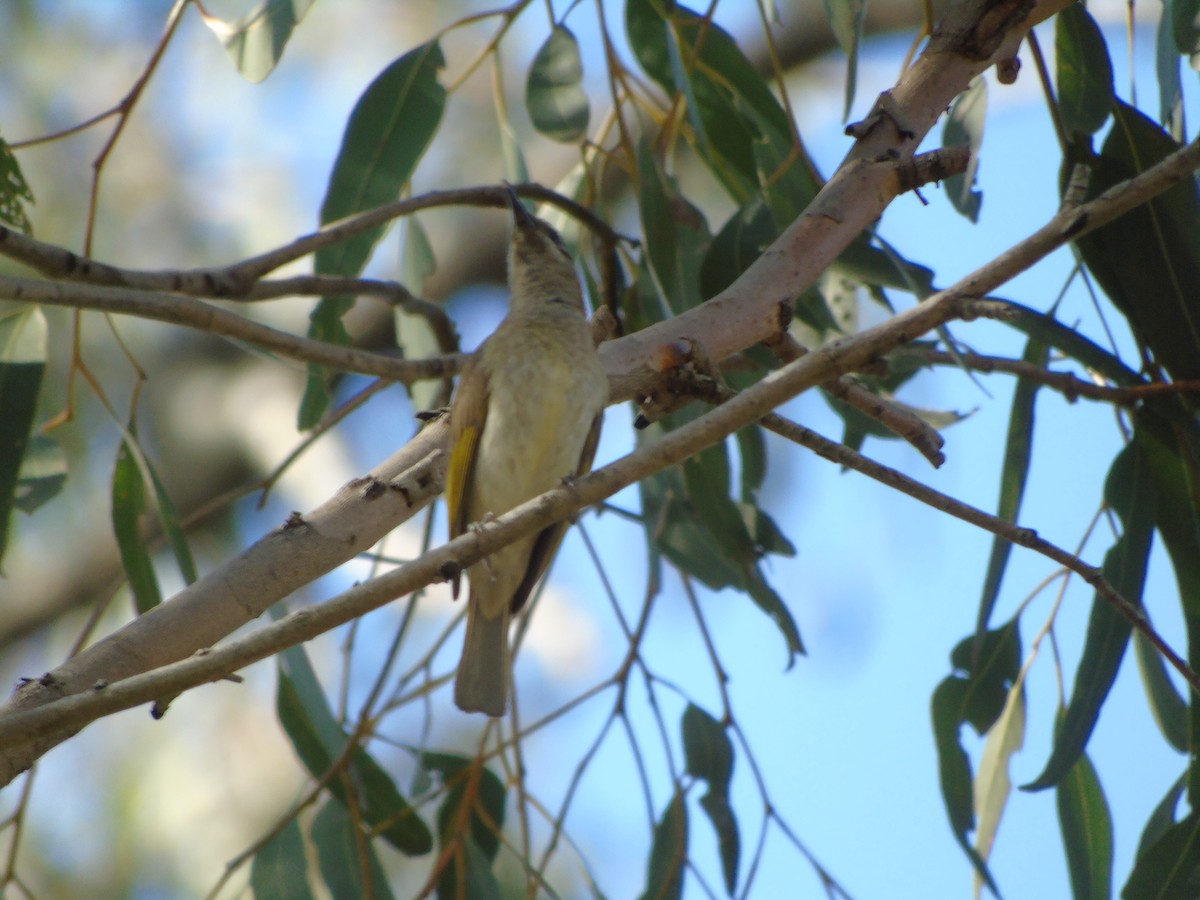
1170 0 1200 59
1122 813 1200 899
637 138 711 316
1131 409 1200 796
682 705 739 894
526 26 589 142
931 619 1021 893
943 78 986 222
200 0 317 83
1073 102 1200 385
997 299 1143 387
12 434 65 514
699 201 778 299
421 752 507 900
638 412 804 665
642 788 688 900
975 337 1049 638
0 305 46 565
735 425 767 501
111 430 161 615
276 641 433 855
302 41 446 425
0 138 34 234
625 0 818 206
250 818 316 900
1155 2 1184 138
1133 408 1200 618
311 798 396 900
395 215 443 414
1137 773 1186 859
110 414 195 603
1132 627 1189 753
1025 440 1156 791
681 443 756 569
973 683 1026 885
1055 3 1114 137
821 0 867 119
1057 749 1113 900
316 41 446 276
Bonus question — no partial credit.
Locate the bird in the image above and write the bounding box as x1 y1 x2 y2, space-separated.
445 186 608 716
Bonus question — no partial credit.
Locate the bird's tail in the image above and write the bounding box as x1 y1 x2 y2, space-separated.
454 594 511 716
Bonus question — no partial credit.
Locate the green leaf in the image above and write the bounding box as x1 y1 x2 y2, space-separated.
111 431 161 615
312 799 396 900
682 705 739 894
943 78 986 222
821 0 867 119
700 201 778 299
640 458 744 590
642 789 688 900
997 299 1143 387
930 619 1020 893
975 337 1049 638
745 575 805 663
250 818 316 900
738 503 796 558
437 833 502 900
317 41 446 277
421 752 507 900
13 434 66 514
973 684 1025 881
1025 440 1155 791
638 413 804 664
625 0 817 206
636 138 711 316
0 138 34 234
681 443 756 567
1072 101 1200 384
304 41 446 423
525 26 590 142
422 752 507 861
1055 4 1114 137
1122 813 1200 899
200 0 317 83
1155 3 1184 137
1133 409 1200 617
1057 750 1113 900
111 423 195 611
276 642 433 855
144 454 197 586
0 305 46 566
395 216 443 414
735 425 767 501
1170 0 1200 59
1138 773 1186 859
1132 628 1189 753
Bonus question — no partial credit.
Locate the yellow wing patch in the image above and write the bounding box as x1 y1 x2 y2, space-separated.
446 356 490 599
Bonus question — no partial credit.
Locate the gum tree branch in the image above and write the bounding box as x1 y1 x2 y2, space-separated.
0 274 459 383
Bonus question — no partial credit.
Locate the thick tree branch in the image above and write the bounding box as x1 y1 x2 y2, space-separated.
0 292 1007 767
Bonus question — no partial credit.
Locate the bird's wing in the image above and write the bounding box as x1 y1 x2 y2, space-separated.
446 355 490 598
508 410 604 615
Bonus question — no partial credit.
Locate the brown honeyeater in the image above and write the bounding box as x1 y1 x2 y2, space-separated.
445 187 608 716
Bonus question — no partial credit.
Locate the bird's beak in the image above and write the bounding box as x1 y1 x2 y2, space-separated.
503 183 536 229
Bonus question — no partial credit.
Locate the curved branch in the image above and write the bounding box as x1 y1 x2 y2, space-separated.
0 274 460 383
